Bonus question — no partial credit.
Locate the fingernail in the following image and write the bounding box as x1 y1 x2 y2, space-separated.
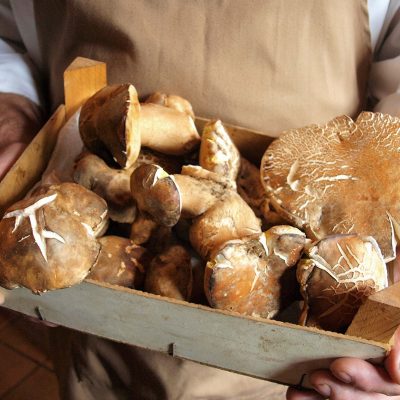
313 384 331 397
335 371 352 383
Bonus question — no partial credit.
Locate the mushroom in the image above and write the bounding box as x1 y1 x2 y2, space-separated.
205 226 307 318
79 84 141 169
297 234 388 332
261 112 400 262
74 153 136 224
145 92 195 119
237 157 288 228
145 242 193 301
87 236 148 288
130 164 262 259
0 183 108 293
199 120 241 184
79 84 201 169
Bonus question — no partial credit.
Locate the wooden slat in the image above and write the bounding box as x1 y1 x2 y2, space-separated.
347 282 400 344
0 280 388 388
63 57 107 120
0 105 65 216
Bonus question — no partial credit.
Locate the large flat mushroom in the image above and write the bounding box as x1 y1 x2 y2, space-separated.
261 112 400 261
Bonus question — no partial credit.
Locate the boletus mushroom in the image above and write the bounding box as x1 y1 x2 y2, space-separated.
0 183 108 293
261 112 400 261
87 236 148 288
297 234 388 332
199 120 241 183
80 85 200 169
205 226 307 318
79 84 141 169
130 164 262 259
145 92 195 119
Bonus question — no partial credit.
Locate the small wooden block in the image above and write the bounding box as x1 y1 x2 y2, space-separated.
346 282 400 344
63 57 107 120
0 105 66 216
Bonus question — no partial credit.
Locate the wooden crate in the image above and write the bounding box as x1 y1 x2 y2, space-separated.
0 57 399 389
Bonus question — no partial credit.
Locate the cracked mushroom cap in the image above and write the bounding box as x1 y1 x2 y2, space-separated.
0 183 108 293
87 236 148 288
297 234 388 332
205 226 307 318
261 112 400 261
79 84 141 169
130 164 181 227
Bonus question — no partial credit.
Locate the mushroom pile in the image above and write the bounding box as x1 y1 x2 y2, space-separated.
0 85 395 333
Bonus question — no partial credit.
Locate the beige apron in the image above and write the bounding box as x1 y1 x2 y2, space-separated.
35 1 371 399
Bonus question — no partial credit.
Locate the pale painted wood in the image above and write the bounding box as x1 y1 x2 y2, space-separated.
0 105 65 216
0 280 389 388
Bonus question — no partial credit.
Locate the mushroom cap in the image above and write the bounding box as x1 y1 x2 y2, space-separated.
130 164 181 227
79 84 141 169
88 236 148 288
0 183 108 293
199 120 241 183
145 243 193 301
189 193 262 259
205 226 307 318
297 234 388 332
145 92 195 119
261 112 400 261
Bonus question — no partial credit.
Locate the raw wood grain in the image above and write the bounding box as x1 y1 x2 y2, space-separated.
0 105 65 216
347 282 400 344
63 57 107 120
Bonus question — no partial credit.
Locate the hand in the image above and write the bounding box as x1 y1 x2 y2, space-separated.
286 327 400 399
0 93 43 181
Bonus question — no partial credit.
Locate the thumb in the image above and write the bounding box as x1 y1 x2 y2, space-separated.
385 326 400 384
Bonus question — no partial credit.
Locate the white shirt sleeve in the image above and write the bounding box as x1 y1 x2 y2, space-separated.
369 0 400 117
0 0 42 106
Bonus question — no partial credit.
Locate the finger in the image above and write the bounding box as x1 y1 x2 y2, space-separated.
385 326 400 385
330 356 400 396
286 386 325 400
0 290 5 305
310 370 389 400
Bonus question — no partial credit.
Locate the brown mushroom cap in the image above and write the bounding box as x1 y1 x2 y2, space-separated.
145 243 193 301
130 164 181 227
87 236 148 288
261 112 400 261
79 84 141 169
189 193 262 259
0 183 108 293
205 226 307 318
297 234 388 332
145 92 195 119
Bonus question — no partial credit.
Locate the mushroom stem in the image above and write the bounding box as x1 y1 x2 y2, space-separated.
139 103 200 155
